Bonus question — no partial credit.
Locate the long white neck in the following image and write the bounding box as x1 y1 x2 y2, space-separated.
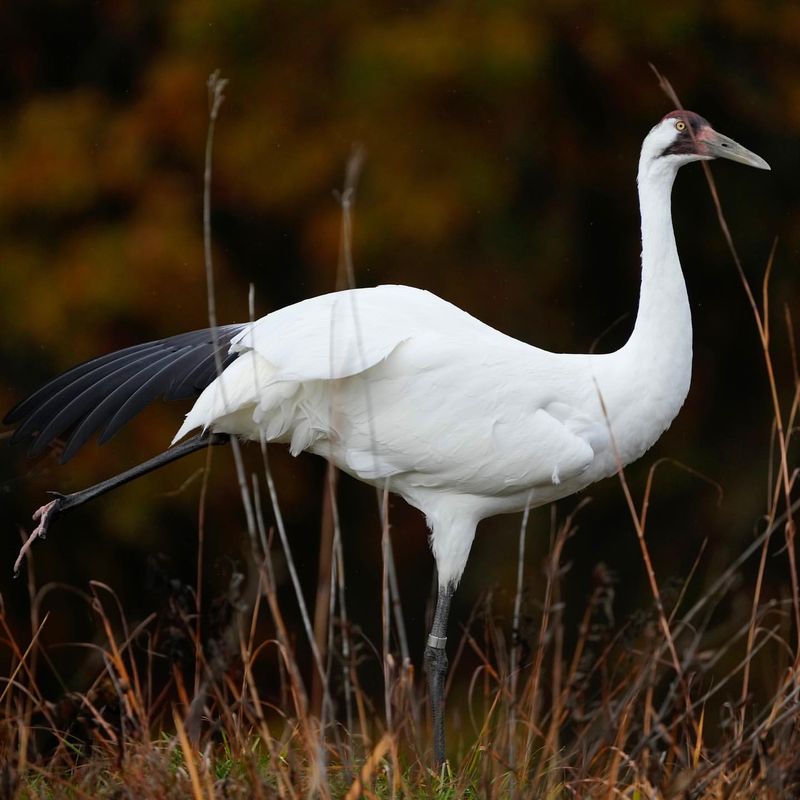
607 152 693 461
628 155 692 354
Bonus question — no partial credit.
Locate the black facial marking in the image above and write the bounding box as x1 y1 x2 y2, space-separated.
661 137 696 157
659 110 711 158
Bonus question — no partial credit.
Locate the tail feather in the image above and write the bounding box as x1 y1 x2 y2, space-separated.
171 349 276 444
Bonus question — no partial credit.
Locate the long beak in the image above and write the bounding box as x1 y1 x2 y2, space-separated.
703 129 771 170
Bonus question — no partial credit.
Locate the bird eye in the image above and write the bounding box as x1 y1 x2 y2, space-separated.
675 121 686 131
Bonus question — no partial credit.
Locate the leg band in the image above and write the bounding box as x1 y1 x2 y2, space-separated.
427 634 447 649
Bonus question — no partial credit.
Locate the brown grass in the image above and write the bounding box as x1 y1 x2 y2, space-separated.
3 485 800 798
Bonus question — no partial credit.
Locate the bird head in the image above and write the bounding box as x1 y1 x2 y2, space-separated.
641 110 770 174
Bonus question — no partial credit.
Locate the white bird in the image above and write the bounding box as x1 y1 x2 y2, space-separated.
4 110 769 764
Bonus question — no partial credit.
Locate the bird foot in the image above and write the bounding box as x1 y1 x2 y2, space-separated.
13 495 64 577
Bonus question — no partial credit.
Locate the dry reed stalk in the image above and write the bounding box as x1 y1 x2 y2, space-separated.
312 462 337 717
379 480 404 796
0 613 49 710
597 399 696 732
507 494 532 775
193 439 215 700
526 505 581 782
89 583 146 734
173 707 205 800
261 455 335 769
250 483 320 764
343 732 393 800
311 148 364 718
652 66 800 742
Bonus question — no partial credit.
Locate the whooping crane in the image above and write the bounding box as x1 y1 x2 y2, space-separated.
4 110 770 764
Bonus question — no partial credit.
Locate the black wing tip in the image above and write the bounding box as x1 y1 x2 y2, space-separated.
4 323 246 462
3 401 28 427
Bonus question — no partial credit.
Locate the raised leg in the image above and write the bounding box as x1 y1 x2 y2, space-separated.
425 582 454 766
13 432 230 575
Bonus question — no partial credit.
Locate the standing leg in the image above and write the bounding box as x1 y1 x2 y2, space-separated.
425 582 454 766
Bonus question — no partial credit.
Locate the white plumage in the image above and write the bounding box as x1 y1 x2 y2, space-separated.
175 284 621 584
6 109 770 764
174 112 769 589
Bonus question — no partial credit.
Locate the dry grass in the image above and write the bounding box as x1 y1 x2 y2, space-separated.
2 487 800 799
2 74 800 798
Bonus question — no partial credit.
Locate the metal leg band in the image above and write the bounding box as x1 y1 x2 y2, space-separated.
427 634 447 649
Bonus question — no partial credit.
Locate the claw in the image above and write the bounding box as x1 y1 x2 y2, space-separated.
34 498 60 538
13 497 62 575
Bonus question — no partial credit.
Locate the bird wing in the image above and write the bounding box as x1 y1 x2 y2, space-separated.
174 285 598 496
228 285 488 382
172 286 445 442
489 403 604 491
4 325 245 462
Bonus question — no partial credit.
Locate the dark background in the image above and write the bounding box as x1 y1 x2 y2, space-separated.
0 1 797 711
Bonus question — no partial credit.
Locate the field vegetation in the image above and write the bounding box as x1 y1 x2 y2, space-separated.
1 5 799 797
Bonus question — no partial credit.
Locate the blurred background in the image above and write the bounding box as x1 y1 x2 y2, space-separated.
0 0 798 722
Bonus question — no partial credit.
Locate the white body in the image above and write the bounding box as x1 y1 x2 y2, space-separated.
174 119 695 587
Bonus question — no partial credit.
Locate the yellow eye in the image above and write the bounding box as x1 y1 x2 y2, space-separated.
676 120 686 131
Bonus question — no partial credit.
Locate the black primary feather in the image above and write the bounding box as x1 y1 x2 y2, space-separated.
4 324 245 462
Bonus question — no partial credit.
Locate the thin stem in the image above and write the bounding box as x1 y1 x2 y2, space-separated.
194 443 215 698
261 443 336 729
653 67 798 737
201 70 259 549
380 480 394 742
595 380 695 727
508 495 532 770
